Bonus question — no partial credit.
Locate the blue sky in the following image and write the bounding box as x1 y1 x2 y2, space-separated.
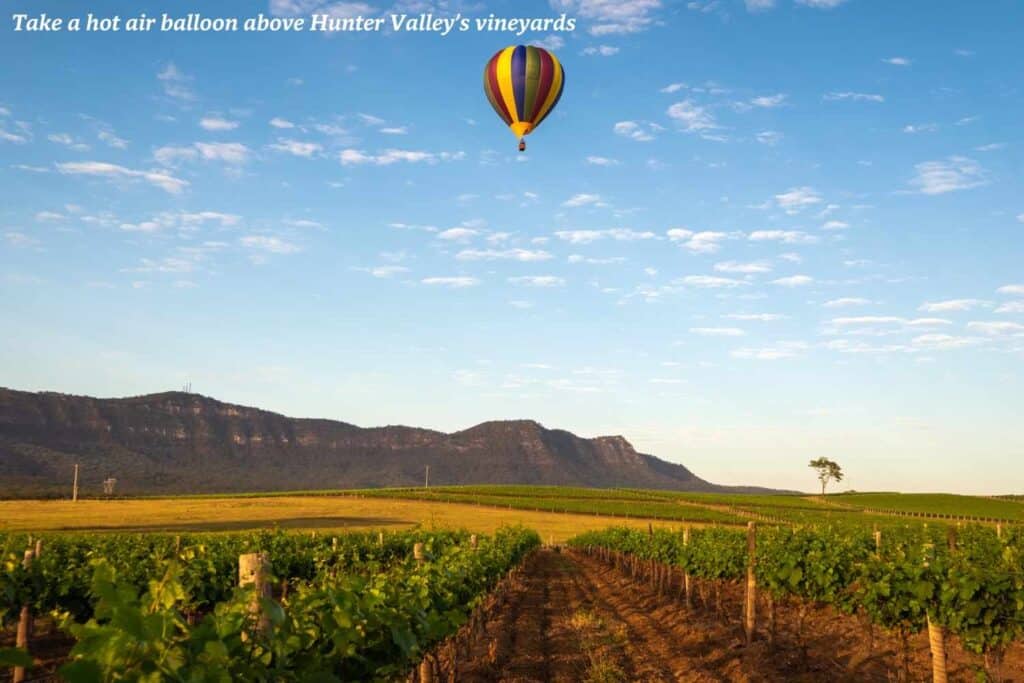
2 0 1022 494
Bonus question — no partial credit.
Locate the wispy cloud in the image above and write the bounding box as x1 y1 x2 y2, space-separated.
556 229 655 243
339 148 464 165
509 275 566 287
918 299 991 312
199 116 239 131
909 157 987 195
421 276 479 288
56 161 188 194
824 91 884 103
667 229 732 253
553 0 663 36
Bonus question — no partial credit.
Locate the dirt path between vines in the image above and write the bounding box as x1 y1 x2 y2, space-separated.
449 549 1024 683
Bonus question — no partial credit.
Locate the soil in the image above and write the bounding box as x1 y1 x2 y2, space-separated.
435 548 1024 683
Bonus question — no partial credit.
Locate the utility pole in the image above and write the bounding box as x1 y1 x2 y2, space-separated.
72 463 79 502
424 465 430 488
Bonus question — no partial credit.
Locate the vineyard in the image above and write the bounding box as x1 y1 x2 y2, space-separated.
3 489 1024 682
0 527 539 681
569 523 1024 682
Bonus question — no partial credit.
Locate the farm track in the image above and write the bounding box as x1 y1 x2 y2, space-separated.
448 549 1024 683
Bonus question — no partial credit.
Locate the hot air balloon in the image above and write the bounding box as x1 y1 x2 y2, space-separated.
483 45 565 152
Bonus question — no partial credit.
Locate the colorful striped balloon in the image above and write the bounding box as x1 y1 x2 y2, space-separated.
483 45 565 151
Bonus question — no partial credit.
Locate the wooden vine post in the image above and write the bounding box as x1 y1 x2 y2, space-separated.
238 552 271 638
921 542 948 683
470 534 478 550
413 543 435 682
682 527 693 609
14 542 41 683
743 522 757 645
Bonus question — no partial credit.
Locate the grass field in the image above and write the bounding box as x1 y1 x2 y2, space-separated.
830 492 1024 520
3 487 1020 541
0 494 703 542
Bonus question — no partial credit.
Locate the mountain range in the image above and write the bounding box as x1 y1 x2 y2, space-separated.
0 387 778 497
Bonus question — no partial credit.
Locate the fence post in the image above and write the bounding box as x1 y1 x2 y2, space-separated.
238 552 271 637
13 547 36 683
922 544 947 683
470 534 478 550
682 527 692 609
414 542 425 564
743 522 757 645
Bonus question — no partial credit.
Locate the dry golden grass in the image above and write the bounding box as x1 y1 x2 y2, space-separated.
0 495 696 543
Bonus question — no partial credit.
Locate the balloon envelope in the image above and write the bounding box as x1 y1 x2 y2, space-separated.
483 45 565 140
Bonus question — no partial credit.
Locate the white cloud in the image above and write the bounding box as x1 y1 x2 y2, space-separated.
509 275 565 287
883 57 911 66
771 275 814 287
554 228 655 244
995 301 1024 314
438 227 479 241
911 334 983 350
269 139 322 158
56 161 188 194
240 235 301 254
421 276 480 288
666 100 717 133
967 321 1024 336
380 127 408 135
35 211 65 222
586 156 620 166
195 142 251 164
796 0 848 8
339 148 464 165
552 0 662 35
824 297 873 308
48 133 89 151
562 193 606 208
154 145 199 166
725 313 786 321
0 128 29 144
678 275 746 289
756 131 783 146
909 157 987 195
157 62 195 101
456 248 552 262
98 130 129 148
614 120 658 142
691 327 745 337
774 186 823 213
714 260 771 274
745 0 776 12
918 298 990 312
903 123 938 134
269 117 295 129
667 229 731 253
997 284 1024 296
660 83 685 94
732 342 807 360
748 230 818 244
200 117 239 131
821 220 849 231
4 232 38 248
824 91 885 103
582 45 620 56
750 93 786 108
534 35 566 51
363 265 409 278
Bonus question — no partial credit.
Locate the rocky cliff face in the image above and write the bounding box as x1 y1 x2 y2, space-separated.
0 387 748 497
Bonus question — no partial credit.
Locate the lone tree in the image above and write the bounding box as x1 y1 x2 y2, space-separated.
809 457 843 497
